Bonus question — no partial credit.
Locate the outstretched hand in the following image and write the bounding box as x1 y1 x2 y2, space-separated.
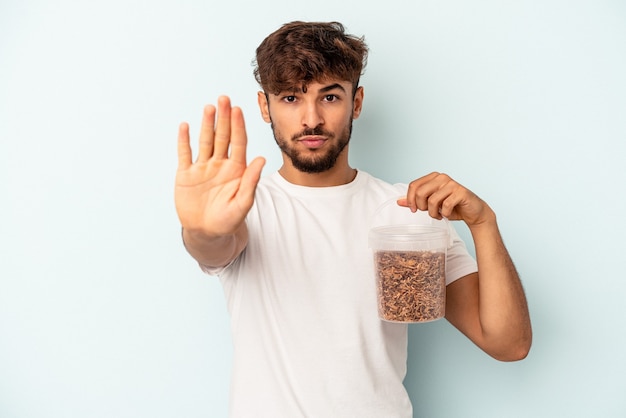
397 172 495 228
175 96 265 238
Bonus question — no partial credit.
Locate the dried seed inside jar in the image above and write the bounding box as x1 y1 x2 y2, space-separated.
374 250 446 322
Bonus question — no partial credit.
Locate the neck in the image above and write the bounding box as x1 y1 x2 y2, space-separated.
278 162 357 187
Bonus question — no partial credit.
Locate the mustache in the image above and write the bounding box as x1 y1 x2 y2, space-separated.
291 127 333 141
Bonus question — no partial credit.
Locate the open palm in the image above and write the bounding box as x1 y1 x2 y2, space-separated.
175 96 265 237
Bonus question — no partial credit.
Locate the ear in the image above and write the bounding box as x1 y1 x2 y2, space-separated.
352 86 364 119
257 91 272 123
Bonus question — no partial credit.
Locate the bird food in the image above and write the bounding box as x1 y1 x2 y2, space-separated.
374 250 446 322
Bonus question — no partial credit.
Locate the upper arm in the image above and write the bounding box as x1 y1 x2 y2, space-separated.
445 270 533 361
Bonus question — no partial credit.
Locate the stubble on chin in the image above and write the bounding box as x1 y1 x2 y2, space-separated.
271 121 353 174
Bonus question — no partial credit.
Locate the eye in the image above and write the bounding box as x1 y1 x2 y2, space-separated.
282 95 297 103
324 94 338 102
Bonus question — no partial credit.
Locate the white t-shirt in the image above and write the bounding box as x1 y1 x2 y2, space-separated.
203 171 478 418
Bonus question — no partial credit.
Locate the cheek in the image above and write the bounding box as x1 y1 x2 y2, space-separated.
270 120 291 142
270 115 299 135
333 113 354 130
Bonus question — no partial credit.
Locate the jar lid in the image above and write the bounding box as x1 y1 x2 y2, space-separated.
369 197 452 247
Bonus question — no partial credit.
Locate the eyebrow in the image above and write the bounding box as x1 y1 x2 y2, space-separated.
319 83 347 94
286 83 347 95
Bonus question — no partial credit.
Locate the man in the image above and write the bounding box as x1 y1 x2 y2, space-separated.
175 21 531 418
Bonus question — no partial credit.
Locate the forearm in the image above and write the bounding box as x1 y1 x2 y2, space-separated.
469 214 532 359
182 224 248 269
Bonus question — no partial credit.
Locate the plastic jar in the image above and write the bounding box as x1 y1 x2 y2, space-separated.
369 199 450 323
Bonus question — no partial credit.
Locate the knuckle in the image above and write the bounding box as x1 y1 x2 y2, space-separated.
415 188 428 200
438 172 451 182
441 200 454 212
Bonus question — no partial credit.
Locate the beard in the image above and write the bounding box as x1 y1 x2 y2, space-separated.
271 118 353 173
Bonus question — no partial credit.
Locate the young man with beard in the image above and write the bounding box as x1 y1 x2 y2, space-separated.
175 21 532 418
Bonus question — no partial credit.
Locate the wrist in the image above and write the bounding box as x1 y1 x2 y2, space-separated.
181 225 248 268
466 206 498 234
182 227 235 246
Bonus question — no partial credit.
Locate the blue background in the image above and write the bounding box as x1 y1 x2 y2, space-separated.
1 1 625 416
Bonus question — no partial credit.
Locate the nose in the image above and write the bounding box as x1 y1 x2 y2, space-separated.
301 102 324 128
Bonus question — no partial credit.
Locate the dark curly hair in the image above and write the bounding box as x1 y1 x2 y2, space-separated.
253 21 368 96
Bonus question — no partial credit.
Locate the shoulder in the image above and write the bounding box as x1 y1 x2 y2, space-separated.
357 171 407 196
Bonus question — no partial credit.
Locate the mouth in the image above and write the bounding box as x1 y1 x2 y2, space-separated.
297 135 327 149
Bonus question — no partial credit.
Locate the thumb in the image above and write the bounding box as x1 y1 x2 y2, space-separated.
396 197 409 207
237 156 266 205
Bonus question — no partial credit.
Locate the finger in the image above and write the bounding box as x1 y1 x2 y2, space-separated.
213 96 232 159
177 122 192 170
396 197 409 207
229 106 248 164
237 156 266 207
426 187 452 219
439 194 463 219
437 185 475 220
426 180 462 219
406 172 440 212
197 104 216 162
